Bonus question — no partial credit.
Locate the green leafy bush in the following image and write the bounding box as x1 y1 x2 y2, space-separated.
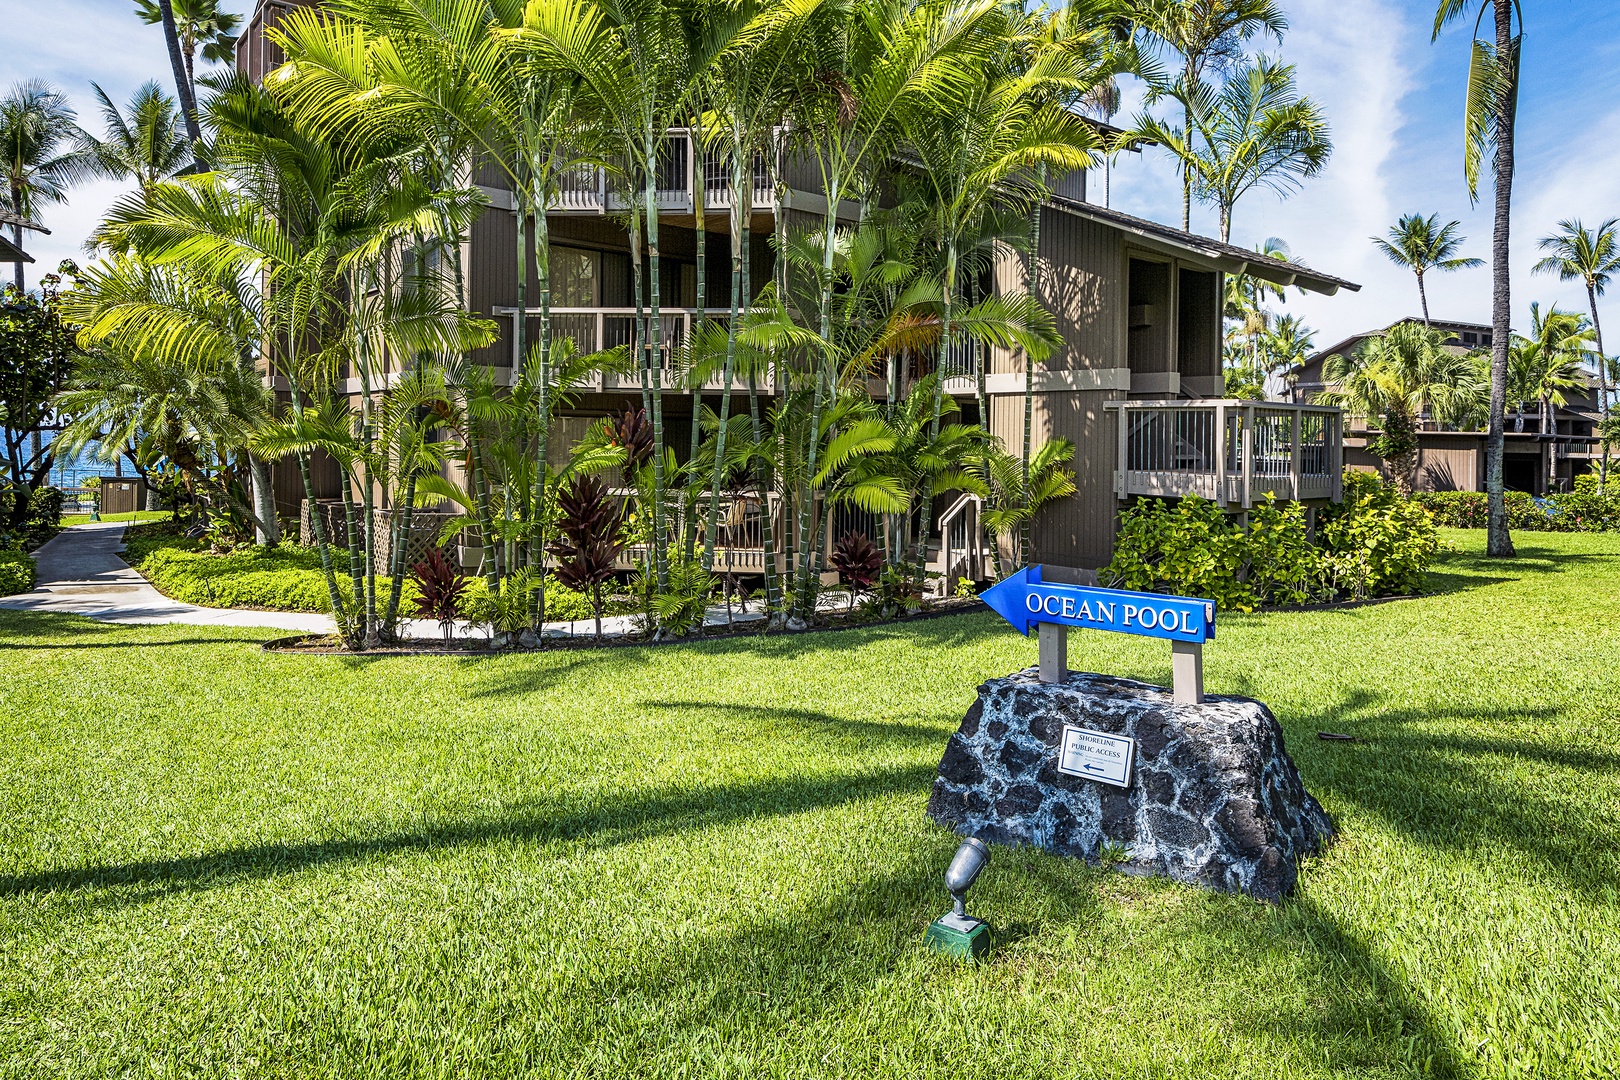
1104 474 1439 610
1317 473 1439 600
1412 481 1620 533
0 550 34 596
1104 495 1257 610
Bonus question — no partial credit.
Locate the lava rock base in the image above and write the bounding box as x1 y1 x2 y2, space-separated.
926 669 1331 901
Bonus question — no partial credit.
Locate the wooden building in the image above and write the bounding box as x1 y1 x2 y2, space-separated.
1286 319 1603 495
238 1 1361 578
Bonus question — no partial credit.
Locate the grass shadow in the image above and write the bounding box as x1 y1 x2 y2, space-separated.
0 762 938 906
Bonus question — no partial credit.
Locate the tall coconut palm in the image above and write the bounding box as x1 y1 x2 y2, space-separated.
1129 0 1287 231
0 81 91 290
1434 0 1522 557
1372 213 1482 326
1078 76 1121 207
138 0 206 150
79 82 193 197
134 0 242 105
1534 218 1619 487
1320 320 1486 495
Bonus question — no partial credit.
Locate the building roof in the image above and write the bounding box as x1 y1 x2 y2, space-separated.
0 234 33 264
1046 195 1361 297
0 207 49 233
1305 318 1493 369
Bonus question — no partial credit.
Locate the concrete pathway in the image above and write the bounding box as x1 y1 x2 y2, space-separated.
0 522 786 641
0 522 332 632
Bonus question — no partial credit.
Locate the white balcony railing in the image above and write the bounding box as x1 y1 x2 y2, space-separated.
545 129 783 215
492 306 756 391
1107 400 1344 507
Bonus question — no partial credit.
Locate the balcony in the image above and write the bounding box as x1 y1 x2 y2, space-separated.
547 129 781 216
494 306 764 391
1108 400 1344 507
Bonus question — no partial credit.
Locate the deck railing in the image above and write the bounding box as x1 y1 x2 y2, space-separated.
1108 400 1343 507
493 306 756 390
546 129 783 215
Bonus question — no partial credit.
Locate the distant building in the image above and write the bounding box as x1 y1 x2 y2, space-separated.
1286 318 1601 495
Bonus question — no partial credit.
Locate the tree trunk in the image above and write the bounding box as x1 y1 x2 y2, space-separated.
686 120 709 563
1022 188 1043 568
914 239 958 568
1588 281 1609 490
529 199 552 627
1484 0 1516 558
249 454 278 545
155 0 202 153
793 173 840 624
703 142 748 573
1181 60 1194 233
1417 270 1431 326
643 128 670 601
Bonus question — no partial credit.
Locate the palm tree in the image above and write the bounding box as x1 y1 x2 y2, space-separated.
1129 56 1329 244
1371 213 1482 326
135 0 241 106
1078 76 1121 207
79 82 193 197
1129 0 1287 231
138 0 205 151
1260 313 1314 389
692 0 822 577
1534 218 1619 487
0 81 91 290
1320 320 1486 494
902 24 1098 562
1506 302 1589 434
1434 0 1521 557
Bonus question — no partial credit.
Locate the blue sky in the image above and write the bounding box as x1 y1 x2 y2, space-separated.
4 0 1619 349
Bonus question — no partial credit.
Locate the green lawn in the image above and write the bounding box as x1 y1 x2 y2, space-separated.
1 529 1616 1079
59 510 171 526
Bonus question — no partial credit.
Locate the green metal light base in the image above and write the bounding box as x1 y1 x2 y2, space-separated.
925 915 991 963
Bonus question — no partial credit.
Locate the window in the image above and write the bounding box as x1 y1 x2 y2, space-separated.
1462 332 1477 345
552 246 598 307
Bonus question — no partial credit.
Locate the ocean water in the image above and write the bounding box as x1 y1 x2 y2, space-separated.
3 430 118 491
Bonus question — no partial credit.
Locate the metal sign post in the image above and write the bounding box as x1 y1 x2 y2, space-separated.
981 566 1215 703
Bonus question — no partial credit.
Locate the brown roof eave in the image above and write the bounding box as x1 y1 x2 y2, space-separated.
1044 195 1361 297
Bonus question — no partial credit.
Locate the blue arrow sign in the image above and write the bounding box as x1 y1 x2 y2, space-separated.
980 565 1214 643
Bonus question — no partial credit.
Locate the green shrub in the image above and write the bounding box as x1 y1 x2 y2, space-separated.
125 524 622 621
1413 480 1620 533
1104 474 1440 610
1317 474 1439 600
0 550 34 596
1105 495 1258 611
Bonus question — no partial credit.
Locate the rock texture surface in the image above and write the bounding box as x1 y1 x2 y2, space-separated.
926 669 1331 901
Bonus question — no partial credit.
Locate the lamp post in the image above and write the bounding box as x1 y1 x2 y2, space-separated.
924 837 992 961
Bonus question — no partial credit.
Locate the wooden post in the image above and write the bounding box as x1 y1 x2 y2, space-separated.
1240 405 1254 510
1038 622 1068 684
1115 404 1129 500
1214 402 1228 506
1289 406 1302 500
1171 640 1203 704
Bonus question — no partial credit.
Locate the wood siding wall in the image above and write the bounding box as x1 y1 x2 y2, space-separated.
993 207 1122 376
990 388 1123 570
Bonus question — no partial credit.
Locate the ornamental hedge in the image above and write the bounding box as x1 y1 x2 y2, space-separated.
1103 471 1439 611
122 523 619 621
1414 476 1620 533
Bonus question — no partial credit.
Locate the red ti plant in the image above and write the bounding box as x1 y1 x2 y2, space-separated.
409 546 469 641
831 531 882 610
548 474 627 641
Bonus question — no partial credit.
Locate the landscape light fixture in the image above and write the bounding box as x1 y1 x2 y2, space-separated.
924 837 991 962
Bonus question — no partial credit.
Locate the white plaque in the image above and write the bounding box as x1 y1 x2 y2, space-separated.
1056 725 1135 788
